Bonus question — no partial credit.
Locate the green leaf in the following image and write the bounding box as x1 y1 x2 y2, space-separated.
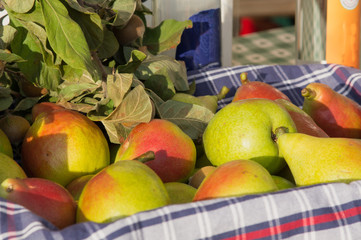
9 17 43 84
4 0 35 13
100 85 153 143
0 87 13 111
0 25 17 49
117 49 146 73
135 54 189 91
5 2 45 26
65 2 104 51
143 68 176 101
0 49 25 62
143 19 192 55
158 100 214 139
57 81 100 102
106 72 133 107
40 0 99 80
15 19 55 66
38 62 62 91
110 0 136 27
13 97 39 111
62 65 94 83
97 27 119 59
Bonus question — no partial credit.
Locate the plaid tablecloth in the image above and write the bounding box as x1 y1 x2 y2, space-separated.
1 63 361 239
232 26 296 66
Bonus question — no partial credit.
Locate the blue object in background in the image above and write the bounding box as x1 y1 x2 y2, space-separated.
176 8 221 71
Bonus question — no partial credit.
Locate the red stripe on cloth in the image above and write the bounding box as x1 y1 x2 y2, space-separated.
224 206 361 240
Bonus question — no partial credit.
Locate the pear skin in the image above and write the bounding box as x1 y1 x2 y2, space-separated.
203 98 297 174
302 82 361 138
232 72 291 102
115 119 196 183
164 182 197 204
76 160 170 223
193 160 278 202
271 175 295 190
0 153 27 184
0 178 76 229
277 132 361 186
275 99 329 138
172 86 230 113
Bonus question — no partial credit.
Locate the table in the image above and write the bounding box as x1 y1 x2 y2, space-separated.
232 26 296 66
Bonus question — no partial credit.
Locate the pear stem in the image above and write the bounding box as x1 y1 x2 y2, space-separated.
273 127 289 142
301 88 316 100
217 86 230 100
133 151 155 163
240 72 250 85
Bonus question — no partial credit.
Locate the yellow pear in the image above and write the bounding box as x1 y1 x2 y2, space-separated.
277 132 361 186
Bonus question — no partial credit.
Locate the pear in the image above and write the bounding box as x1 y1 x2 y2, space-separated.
0 178 77 229
164 182 197 204
0 152 27 183
76 160 170 223
114 119 196 183
171 86 230 113
232 72 291 102
277 132 361 186
65 174 93 202
202 98 297 174
193 160 278 202
275 99 329 137
0 129 13 158
271 175 295 190
301 82 361 138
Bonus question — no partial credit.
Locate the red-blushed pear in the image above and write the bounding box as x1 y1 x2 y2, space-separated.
164 182 197 204
302 82 361 138
31 102 65 122
0 128 13 158
0 153 27 183
277 132 361 186
114 119 197 183
65 174 94 202
275 99 329 137
0 178 77 229
202 98 297 174
21 109 110 187
193 160 278 202
232 72 291 102
76 160 170 224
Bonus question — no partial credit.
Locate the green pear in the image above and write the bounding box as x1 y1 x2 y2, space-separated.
0 129 13 158
164 182 197 204
76 160 170 223
0 153 27 183
203 98 297 174
271 175 295 190
65 174 93 202
193 160 278 202
171 86 230 113
277 132 361 186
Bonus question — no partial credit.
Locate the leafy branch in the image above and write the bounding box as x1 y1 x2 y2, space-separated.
0 0 213 144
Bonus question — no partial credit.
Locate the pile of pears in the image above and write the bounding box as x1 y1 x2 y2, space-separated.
0 72 361 229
